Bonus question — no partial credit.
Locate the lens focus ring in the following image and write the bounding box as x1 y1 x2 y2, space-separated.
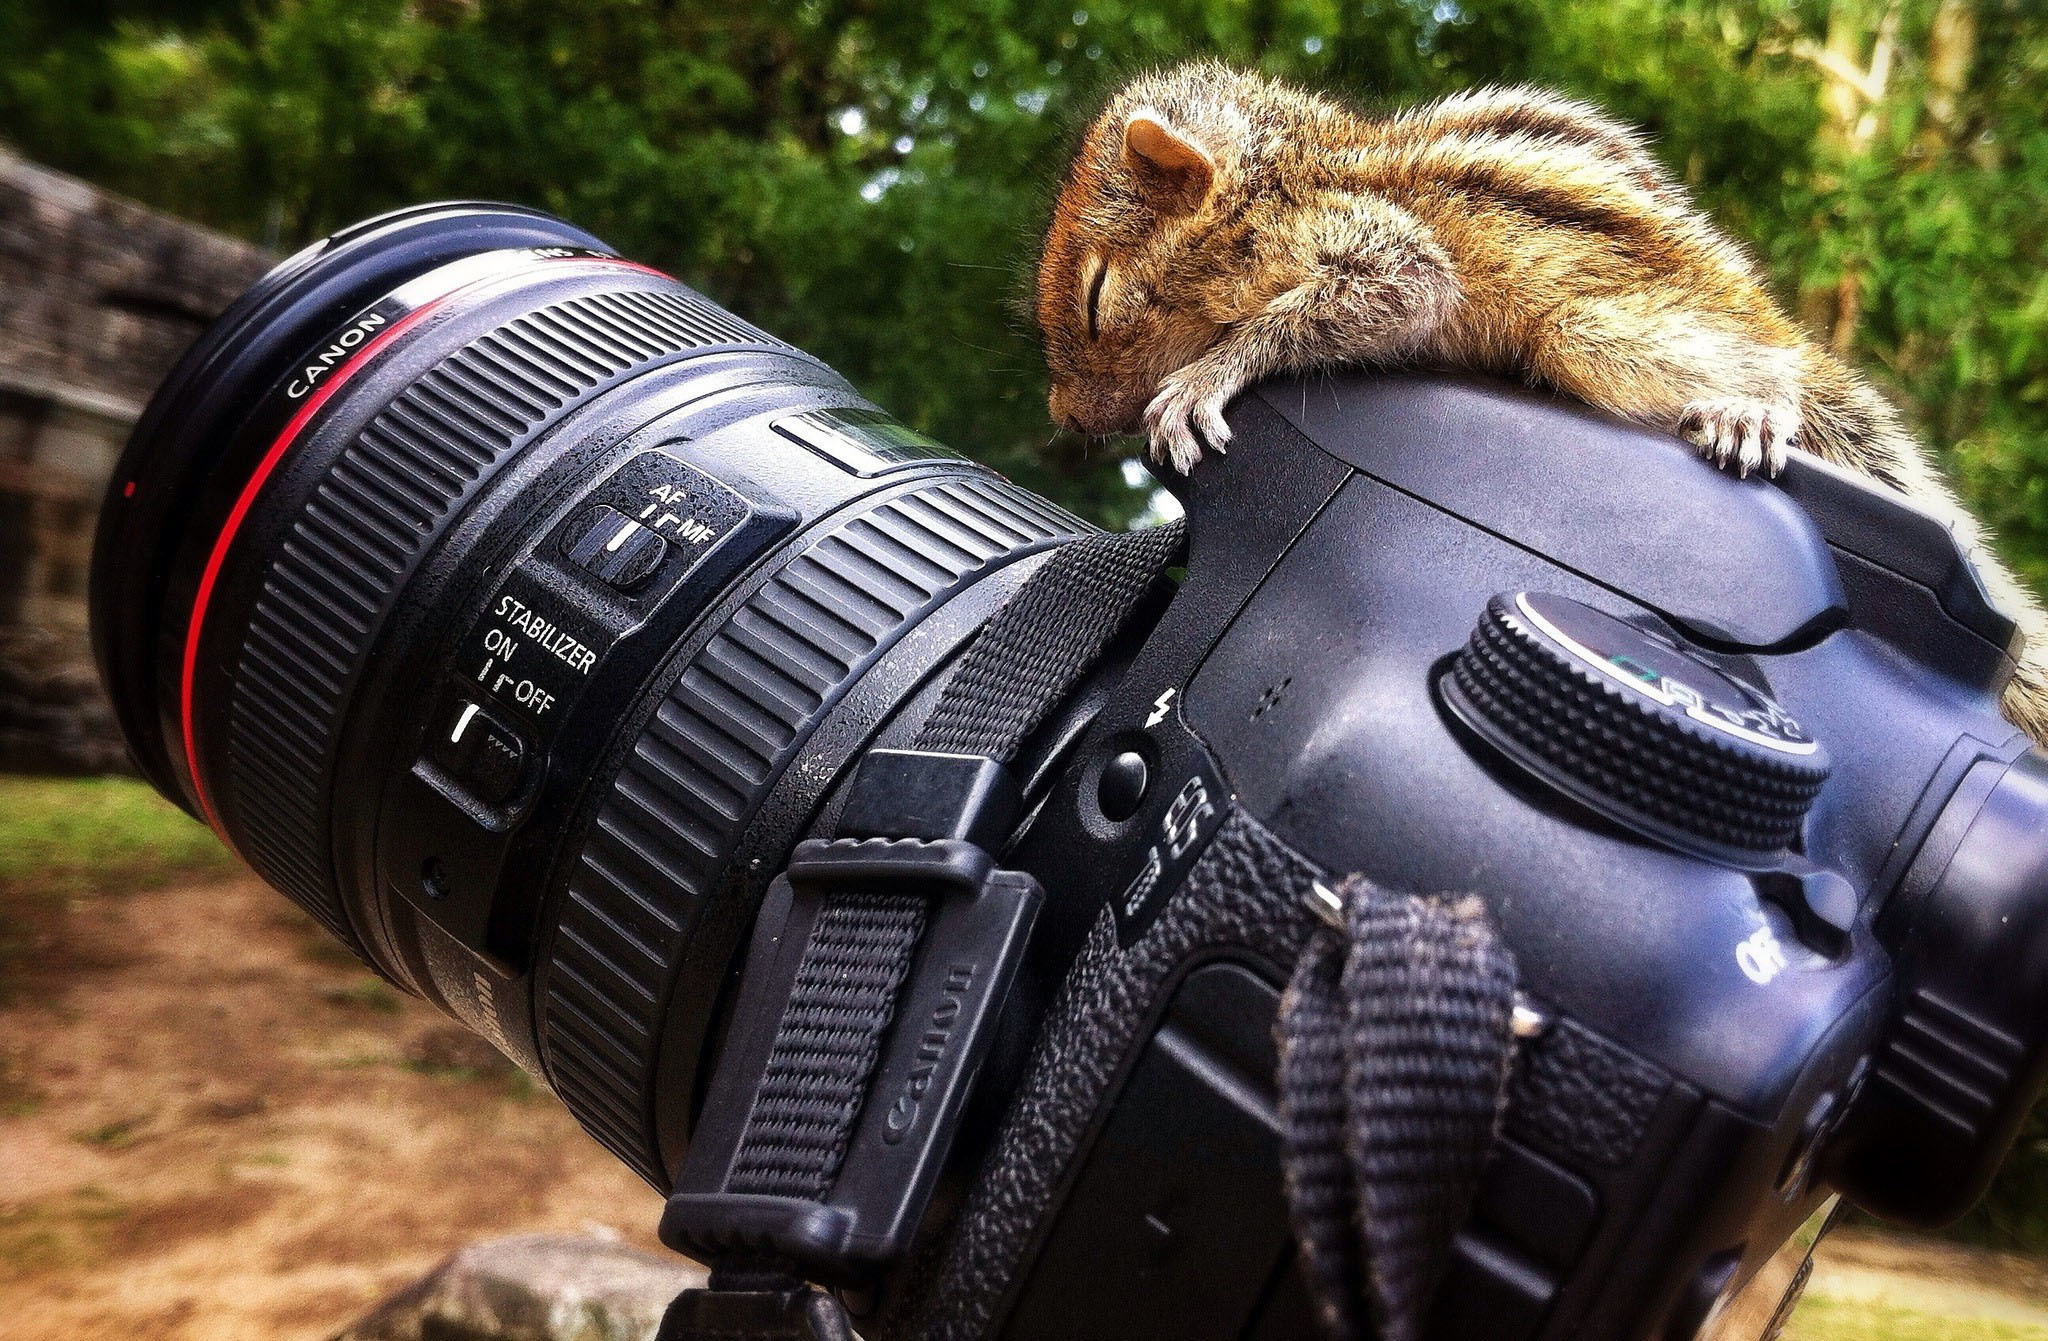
223 278 792 948
539 477 1084 1185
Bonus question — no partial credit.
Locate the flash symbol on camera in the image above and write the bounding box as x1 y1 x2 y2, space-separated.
1146 687 1176 729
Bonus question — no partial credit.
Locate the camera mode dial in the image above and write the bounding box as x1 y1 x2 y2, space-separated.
1441 592 1830 866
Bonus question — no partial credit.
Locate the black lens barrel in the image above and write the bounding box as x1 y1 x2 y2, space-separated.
211 258 793 951
90 205 1089 1186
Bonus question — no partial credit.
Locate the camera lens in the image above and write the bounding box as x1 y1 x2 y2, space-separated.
89 203 1086 1187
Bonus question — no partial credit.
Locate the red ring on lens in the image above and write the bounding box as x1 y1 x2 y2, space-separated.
177 255 665 840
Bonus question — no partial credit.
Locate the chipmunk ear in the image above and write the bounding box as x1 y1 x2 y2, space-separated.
1122 109 1215 212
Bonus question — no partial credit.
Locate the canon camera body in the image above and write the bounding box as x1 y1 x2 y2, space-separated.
965 374 2048 1341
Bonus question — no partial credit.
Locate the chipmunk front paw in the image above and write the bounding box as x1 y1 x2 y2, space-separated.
1144 365 1238 474
1679 398 1799 478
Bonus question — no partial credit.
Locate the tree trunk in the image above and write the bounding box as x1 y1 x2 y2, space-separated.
1818 3 1867 149
1921 0 1978 150
1799 0 1901 348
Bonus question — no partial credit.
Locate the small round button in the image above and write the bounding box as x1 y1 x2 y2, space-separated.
1098 750 1150 822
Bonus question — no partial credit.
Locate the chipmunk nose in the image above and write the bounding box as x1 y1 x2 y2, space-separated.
1049 384 1104 433
1049 387 1103 436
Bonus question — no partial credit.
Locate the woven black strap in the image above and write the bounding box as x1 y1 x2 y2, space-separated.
720 522 1188 1241
726 891 930 1199
917 521 1188 758
1278 874 1521 1341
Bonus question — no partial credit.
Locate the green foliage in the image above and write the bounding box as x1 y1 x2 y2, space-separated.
0 774 231 891
10 2 2047 562
6 0 2048 1256
1952 1102 2048 1255
6 1 2044 559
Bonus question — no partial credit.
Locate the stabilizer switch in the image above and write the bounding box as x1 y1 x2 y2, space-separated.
429 697 528 805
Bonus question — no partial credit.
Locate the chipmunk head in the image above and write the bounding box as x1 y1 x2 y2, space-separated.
1039 64 1272 436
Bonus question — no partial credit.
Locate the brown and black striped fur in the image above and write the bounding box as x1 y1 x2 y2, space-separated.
1038 62 2048 742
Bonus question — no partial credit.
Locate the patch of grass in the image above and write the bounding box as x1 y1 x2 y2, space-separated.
395 1056 546 1104
1787 1295 2048 1341
501 1067 544 1103
322 978 402 1015
0 775 233 893
0 775 237 998
1946 1105 2048 1256
74 1113 151 1149
294 932 366 969
396 1058 491 1081
0 1187 127 1282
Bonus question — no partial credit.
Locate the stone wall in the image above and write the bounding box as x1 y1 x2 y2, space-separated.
0 150 272 772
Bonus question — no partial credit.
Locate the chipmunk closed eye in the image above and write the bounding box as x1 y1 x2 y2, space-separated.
1039 65 1459 473
1038 61 2048 746
1039 105 1236 471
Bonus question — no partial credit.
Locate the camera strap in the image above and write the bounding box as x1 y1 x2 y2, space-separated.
1277 876 1522 1341
657 522 1188 1339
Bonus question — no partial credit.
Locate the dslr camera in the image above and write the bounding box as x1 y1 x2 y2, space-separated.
91 205 2048 1340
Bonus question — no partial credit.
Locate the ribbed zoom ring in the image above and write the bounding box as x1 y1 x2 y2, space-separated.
225 279 789 949
1446 598 1828 857
539 477 1084 1186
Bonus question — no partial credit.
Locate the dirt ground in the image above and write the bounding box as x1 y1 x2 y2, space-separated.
0 873 665 1341
3 871 2046 1340
1800 1229 2048 1333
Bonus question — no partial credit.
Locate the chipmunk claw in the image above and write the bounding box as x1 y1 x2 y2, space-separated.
1145 367 1237 474
1144 413 1204 475
1679 398 1798 479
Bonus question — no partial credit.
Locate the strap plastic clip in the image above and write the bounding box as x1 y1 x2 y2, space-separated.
660 750 1043 1282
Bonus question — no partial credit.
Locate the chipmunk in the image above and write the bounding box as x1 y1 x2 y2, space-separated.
1037 61 2048 742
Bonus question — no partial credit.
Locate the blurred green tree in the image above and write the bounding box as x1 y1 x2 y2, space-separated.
6 0 2042 564
6 0 2048 1249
